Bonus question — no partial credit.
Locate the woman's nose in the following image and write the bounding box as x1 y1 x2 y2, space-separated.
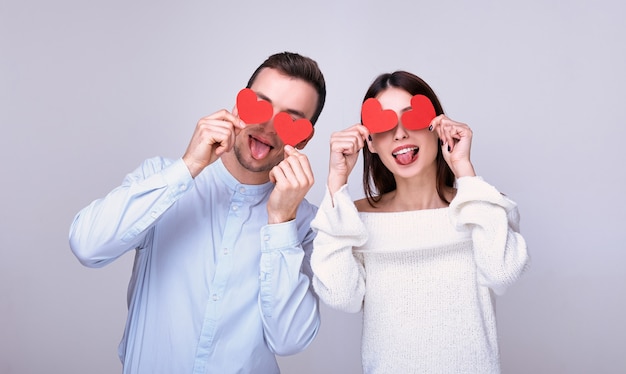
393 122 409 140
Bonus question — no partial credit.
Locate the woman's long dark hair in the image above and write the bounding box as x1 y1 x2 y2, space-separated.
361 71 455 207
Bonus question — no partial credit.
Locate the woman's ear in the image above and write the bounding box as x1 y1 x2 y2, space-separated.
367 134 378 154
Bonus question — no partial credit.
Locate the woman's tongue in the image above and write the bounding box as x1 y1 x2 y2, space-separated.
250 136 272 160
393 147 418 165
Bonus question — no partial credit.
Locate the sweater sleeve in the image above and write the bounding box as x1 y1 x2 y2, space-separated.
310 185 368 313
449 176 530 295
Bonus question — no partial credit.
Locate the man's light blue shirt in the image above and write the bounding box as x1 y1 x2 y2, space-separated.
69 157 320 373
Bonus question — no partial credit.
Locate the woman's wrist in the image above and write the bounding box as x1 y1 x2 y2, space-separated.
452 161 476 178
327 175 347 195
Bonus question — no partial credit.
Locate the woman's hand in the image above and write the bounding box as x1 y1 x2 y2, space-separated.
328 124 370 194
429 115 476 178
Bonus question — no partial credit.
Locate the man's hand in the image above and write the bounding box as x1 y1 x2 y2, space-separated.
266 145 314 224
182 110 245 178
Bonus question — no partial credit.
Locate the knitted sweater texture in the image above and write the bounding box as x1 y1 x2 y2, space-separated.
310 176 529 374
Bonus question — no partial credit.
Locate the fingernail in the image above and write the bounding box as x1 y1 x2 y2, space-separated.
428 125 433 131
368 135 372 141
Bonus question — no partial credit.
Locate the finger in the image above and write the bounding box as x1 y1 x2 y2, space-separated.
443 121 471 153
191 123 236 158
268 167 277 184
282 147 314 186
428 114 446 132
214 130 237 157
205 109 246 131
283 144 298 157
440 121 455 152
270 162 291 188
354 124 370 141
433 119 448 150
431 115 453 150
439 118 459 152
199 120 234 144
331 139 361 157
331 129 366 154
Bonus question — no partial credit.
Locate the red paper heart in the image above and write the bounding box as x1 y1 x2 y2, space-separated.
400 95 436 130
274 112 313 147
236 88 273 124
361 98 398 134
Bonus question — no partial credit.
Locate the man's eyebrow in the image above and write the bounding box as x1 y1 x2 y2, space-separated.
282 108 307 119
256 92 272 102
257 92 307 119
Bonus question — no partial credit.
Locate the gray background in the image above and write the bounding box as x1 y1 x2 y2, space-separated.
2 0 625 373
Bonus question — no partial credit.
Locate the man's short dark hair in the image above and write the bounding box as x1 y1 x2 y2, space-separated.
247 52 326 125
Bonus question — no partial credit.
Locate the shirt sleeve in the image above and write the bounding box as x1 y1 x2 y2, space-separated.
69 157 193 267
258 214 321 356
309 185 368 313
449 176 530 295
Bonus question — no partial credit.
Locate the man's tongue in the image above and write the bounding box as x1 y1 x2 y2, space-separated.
394 149 416 165
250 137 272 160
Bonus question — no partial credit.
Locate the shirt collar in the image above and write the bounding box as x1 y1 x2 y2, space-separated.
213 158 274 196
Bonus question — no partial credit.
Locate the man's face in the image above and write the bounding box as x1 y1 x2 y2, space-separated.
232 68 318 174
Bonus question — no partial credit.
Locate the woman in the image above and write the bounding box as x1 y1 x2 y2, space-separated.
310 71 529 373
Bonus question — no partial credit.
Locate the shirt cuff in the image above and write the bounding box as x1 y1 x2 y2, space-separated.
162 158 194 199
260 220 299 252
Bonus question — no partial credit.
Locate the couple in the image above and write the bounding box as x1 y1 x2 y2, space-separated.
69 51 529 374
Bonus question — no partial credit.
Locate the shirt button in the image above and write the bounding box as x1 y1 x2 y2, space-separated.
263 235 270 241
223 248 229 255
212 294 219 301
180 184 187 191
232 205 238 211
239 187 246 194
150 211 158 218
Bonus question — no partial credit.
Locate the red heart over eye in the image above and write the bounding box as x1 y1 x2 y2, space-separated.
400 95 436 130
361 98 398 134
236 88 273 124
274 112 313 147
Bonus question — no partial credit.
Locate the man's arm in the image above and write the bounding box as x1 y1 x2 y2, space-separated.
69 157 193 267
70 110 244 267
258 214 320 355
259 146 320 354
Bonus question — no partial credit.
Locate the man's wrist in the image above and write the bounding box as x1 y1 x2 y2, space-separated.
267 212 295 225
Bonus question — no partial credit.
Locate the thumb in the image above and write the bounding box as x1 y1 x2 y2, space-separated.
441 139 451 164
283 144 298 157
268 168 277 184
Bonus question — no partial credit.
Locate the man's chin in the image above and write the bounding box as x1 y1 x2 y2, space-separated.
234 146 279 173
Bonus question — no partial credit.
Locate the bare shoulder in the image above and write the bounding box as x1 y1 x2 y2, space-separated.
354 197 375 212
445 187 457 203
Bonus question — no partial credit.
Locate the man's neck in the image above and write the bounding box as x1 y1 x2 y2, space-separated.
220 151 271 185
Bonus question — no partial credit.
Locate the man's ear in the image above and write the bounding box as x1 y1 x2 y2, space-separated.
294 127 315 150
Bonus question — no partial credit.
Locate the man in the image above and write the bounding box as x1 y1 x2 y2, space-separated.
69 51 326 373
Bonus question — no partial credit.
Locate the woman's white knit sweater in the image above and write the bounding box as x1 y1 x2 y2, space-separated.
310 176 529 374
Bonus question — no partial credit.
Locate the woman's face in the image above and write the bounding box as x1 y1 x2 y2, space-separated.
368 87 439 179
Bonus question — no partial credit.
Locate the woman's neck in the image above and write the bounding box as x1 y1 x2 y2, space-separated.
390 176 448 210
372 166 456 212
